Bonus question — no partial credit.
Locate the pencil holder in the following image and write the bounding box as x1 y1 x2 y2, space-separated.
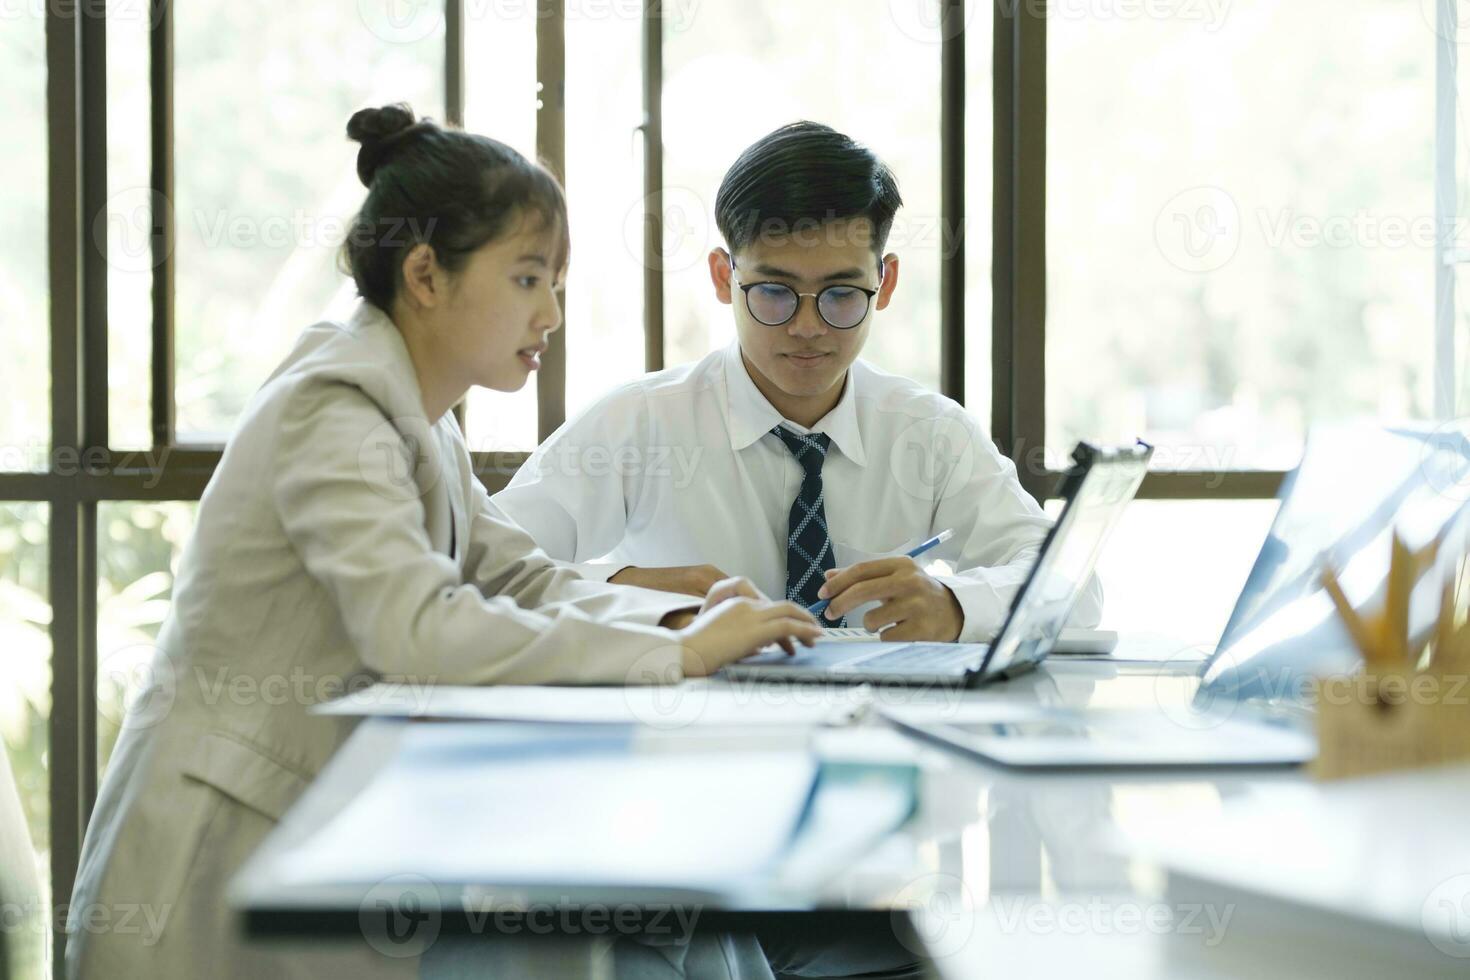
1314 525 1470 780
1312 670 1470 780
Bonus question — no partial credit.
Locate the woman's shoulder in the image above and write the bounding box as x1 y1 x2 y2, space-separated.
203 312 430 504
245 307 422 426
274 307 417 401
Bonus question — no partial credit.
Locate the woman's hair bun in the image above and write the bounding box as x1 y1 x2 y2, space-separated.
346 103 425 187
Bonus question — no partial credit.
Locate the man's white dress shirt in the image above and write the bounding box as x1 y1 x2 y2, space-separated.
494 342 1103 641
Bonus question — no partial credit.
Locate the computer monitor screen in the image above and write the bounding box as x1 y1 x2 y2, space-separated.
1199 423 1470 706
983 445 1151 677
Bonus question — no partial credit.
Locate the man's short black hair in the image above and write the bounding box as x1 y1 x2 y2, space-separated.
714 121 903 259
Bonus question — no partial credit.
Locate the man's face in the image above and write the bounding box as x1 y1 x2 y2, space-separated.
711 217 899 404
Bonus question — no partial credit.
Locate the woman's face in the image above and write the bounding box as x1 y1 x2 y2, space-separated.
436 215 565 393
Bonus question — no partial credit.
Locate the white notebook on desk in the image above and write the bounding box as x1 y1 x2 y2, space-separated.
274 726 820 896
314 682 873 727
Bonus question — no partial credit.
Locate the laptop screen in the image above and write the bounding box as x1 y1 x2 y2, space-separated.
979 442 1152 678
1198 422 1470 708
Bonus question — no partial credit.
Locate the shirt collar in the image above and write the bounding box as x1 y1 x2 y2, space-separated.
721 342 868 467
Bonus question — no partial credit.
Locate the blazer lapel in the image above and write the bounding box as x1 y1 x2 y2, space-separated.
338 303 460 561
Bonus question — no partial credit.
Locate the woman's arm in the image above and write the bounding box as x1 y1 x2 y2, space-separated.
272 380 689 687
464 476 696 627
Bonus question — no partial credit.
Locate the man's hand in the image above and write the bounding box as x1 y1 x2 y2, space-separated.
817 557 964 642
610 564 730 598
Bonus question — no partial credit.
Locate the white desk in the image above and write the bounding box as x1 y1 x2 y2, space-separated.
230 655 1468 979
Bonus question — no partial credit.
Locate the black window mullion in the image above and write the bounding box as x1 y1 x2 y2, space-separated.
82 5 107 455
46 4 104 976
77 0 105 828
445 0 465 126
147 0 174 449
47 8 80 462
1138 471 1288 500
535 0 567 441
993 0 1048 502
45 496 93 978
640 1 664 373
1081 470 1289 501
446 0 467 430
150 0 175 449
940 0 965 404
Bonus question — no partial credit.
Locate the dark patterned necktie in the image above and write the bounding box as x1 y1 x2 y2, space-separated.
770 425 843 625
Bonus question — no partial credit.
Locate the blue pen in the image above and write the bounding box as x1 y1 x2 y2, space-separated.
808 528 955 618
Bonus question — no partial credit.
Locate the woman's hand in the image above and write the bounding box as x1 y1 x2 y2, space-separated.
610 564 732 597
675 576 822 677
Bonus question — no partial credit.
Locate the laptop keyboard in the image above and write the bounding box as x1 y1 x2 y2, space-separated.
846 643 982 672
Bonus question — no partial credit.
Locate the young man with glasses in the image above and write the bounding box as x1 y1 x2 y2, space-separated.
494 121 1102 646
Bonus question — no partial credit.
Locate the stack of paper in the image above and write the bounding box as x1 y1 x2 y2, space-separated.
278 724 818 897
313 681 872 728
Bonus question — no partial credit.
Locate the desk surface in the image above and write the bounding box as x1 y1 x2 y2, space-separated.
230 655 1465 979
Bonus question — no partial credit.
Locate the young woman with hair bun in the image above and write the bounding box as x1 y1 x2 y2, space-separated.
64 104 818 980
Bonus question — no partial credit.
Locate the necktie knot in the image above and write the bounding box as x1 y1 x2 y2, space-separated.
771 426 831 478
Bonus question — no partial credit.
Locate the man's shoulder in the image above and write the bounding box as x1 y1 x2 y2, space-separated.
555 347 725 436
637 348 726 402
590 348 723 403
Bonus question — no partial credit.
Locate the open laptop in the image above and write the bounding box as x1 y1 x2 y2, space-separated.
722 440 1153 687
886 422 1470 769
1195 422 1470 710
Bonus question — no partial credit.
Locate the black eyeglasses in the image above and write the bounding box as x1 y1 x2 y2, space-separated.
730 262 883 330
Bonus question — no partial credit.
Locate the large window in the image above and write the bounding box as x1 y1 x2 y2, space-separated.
1049 1 1435 472
662 1 946 387
463 4 540 449
1047 0 1440 629
6 5 1465 977
0 0 52 943
1 10 49 472
105 6 153 449
96 502 195 773
562 4 650 419
173 5 444 442
1047 498 1280 645
0 504 50 912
